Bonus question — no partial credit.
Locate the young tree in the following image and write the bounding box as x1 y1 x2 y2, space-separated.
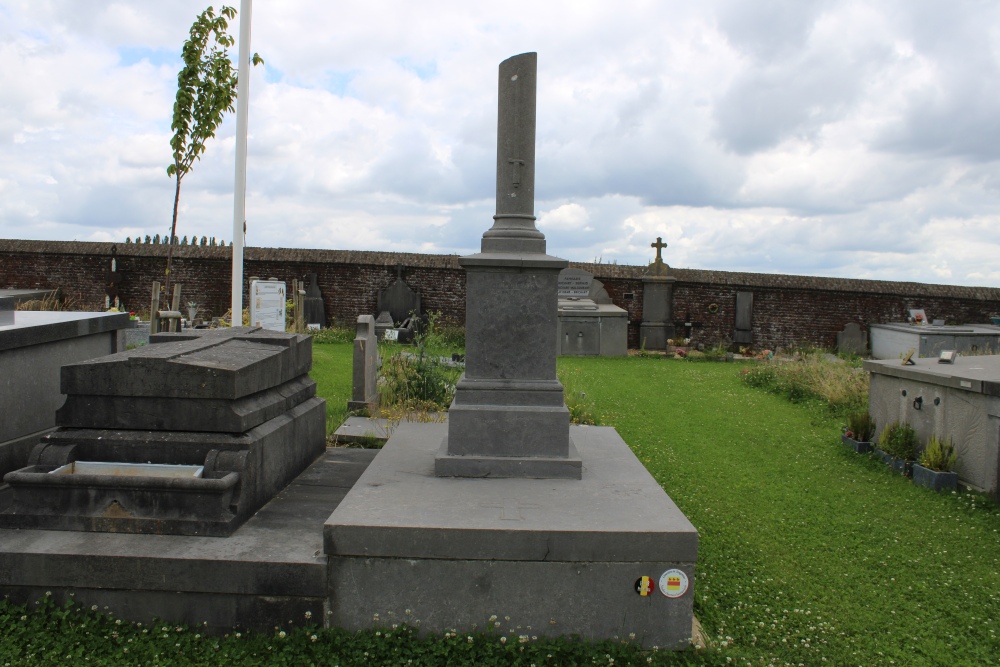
164 5 261 295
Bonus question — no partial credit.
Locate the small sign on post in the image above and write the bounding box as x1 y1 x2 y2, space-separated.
249 280 286 332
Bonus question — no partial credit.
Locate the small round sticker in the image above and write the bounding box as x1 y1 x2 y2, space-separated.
634 576 655 596
659 569 689 598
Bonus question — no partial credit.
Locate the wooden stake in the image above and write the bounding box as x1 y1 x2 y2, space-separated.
170 284 182 332
150 281 161 335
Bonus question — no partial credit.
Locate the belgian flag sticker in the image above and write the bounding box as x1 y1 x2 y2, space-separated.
658 569 689 598
634 576 655 596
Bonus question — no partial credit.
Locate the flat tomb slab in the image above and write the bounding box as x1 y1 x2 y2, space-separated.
324 422 698 648
60 326 313 400
0 447 377 633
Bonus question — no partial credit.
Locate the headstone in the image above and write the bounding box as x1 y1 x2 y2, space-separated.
0 327 326 536
558 268 593 300
377 265 421 325
557 268 627 356
348 315 379 411
303 273 326 328
324 54 697 650
435 51 578 479
105 245 122 311
836 322 867 355
249 279 286 332
734 291 753 345
374 311 394 340
640 237 676 350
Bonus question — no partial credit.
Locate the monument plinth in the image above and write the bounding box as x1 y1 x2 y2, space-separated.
435 52 580 479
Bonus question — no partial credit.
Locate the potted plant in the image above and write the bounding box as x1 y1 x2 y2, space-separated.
876 420 918 476
913 435 958 492
842 411 876 453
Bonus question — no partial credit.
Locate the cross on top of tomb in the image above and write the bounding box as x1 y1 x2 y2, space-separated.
649 236 669 276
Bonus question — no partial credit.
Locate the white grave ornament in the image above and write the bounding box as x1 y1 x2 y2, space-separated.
250 280 286 332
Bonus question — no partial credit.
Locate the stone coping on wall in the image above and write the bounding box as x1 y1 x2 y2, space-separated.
2 238 998 301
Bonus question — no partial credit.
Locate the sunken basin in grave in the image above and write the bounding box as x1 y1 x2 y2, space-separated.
0 327 326 536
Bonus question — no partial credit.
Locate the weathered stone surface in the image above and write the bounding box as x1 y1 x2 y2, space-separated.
56 376 317 433
61 327 312 400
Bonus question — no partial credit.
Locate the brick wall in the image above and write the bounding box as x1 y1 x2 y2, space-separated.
2 239 998 351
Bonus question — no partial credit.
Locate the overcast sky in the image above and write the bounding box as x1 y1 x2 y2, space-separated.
2 0 999 286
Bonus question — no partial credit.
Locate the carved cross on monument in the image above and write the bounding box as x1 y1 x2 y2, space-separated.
508 158 525 188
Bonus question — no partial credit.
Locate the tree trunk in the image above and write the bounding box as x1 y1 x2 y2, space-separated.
164 171 183 296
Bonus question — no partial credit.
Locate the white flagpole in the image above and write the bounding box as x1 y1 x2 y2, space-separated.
231 0 253 324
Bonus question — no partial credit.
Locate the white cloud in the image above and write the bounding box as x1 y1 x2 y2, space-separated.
0 0 997 286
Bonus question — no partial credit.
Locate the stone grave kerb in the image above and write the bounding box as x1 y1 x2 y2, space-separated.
435 52 580 479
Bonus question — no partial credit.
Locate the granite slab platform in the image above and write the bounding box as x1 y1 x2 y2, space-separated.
325 421 698 649
0 447 376 632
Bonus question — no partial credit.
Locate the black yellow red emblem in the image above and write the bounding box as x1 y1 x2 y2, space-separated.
634 576 655 596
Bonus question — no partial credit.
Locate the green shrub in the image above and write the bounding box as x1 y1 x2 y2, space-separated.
847 411 876 441
920 434 957 472
419 311 465 353
558 369 602 425
377 345 460 411
879 420 918 460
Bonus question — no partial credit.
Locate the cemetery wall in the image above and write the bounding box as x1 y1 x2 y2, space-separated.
2 239 999 351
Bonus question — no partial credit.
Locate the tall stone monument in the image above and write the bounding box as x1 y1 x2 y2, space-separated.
640 236 676 350
324 53 697 650
434 52 580 479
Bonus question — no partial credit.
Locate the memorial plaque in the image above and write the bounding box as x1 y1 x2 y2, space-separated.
250 280 286 332
558 268 594 299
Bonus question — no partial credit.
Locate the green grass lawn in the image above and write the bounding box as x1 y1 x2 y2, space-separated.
557 355 1000 667
2 352 998 666
309 342 354 434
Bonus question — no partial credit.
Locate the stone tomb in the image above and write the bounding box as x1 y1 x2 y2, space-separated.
324 53 697 649
556 268 627 356
0 327 326 536
0 310 130 488
870 322 1000 360
865 355 1000 499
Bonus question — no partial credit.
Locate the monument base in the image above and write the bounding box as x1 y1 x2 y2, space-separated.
324 422 698 649
434 437 582 479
